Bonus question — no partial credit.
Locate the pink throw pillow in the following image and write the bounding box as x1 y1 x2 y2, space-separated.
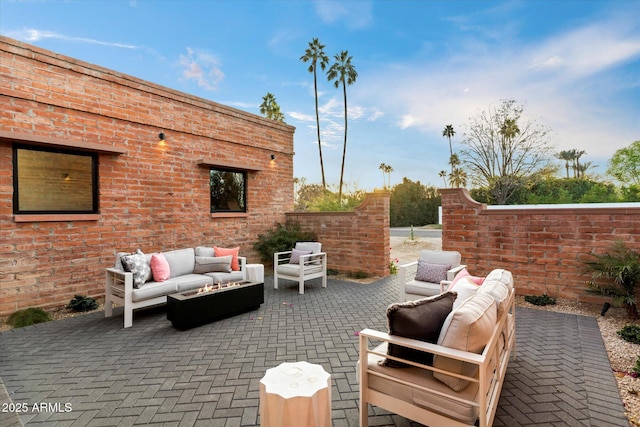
150 253 170 282
214 246 240 271
449 268 484 290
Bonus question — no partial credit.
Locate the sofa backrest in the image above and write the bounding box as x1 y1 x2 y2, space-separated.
295 242 322 254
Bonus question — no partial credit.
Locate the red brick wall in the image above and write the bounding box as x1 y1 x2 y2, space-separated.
441 188 640 302
0 36 295 316
286 191 391 277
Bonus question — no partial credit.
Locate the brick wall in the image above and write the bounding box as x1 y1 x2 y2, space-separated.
0 36 295 316
441 188 640 302
286 191 391 277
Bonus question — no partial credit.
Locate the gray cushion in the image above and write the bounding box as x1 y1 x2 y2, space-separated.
131 280 177 302
415 260 450 283
277 264 323 277
194 255 232 273
381 292 456 367
206 271 245 283
163 248 196 278
404 280 442 297
195 246 216 257
120 249 152 288
174 274 215 292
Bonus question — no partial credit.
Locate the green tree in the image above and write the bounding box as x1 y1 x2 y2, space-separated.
327 50 358 208
438 170 447 188
442 124 455 175
460 99 553 204
608 140 640 186
300 38 330 189
259 92 284 121
389 178 440 226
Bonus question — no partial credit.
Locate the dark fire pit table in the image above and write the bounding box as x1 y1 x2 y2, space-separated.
167 280 264 329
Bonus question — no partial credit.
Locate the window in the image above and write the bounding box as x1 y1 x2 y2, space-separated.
210 168 246 213
13 145 98 214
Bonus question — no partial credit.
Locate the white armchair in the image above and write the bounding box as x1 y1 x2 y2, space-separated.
398 250 465 301
273 242 327 294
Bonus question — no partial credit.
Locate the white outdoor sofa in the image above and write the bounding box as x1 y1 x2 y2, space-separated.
358 269 516 427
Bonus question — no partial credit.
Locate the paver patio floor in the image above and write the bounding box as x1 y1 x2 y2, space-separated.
0 275 628 426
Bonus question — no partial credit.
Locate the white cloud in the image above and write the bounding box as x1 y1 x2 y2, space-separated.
289 111 315 122
179 47 224 91
313 0 374 29
7 28 139 49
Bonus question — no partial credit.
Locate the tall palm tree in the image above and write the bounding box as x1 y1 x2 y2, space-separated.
575 150 586 178
442 125 455 175
327 50 357 207
259 92 284 122
449 167 468 188
378 163 393 189
300 38 330 189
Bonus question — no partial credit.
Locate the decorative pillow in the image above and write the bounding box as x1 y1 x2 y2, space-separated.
380 292 457 368
449 268 485 289
193 255 233 274
290 248 312 265
415 260 451 283
433 292 497 391
451 277 481 311
121 249 152 288
213 246 240 271
150 253 170 282
477 278 510 318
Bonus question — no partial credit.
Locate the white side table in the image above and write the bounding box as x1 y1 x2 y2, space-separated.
246 264 264 282
259 361 331 427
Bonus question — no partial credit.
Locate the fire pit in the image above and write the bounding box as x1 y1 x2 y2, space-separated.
167 280 264 329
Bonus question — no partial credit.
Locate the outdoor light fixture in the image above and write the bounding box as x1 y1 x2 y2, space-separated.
158 132 166 142
271 154 275 160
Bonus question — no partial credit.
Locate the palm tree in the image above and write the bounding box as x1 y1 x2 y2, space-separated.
259 92 284 122
439 170 448 187
449 167 468 188
442 125 455 175
379 163 393 189
575 150 586 178
555 150 574 178
300 38 330 189
327 50 358 207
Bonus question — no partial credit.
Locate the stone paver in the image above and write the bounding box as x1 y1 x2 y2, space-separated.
0 276 629 426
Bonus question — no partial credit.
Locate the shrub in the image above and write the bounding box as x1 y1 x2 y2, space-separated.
253 221 317 264
347 271 369 279
7 308 51 328
67 295 99 312
524 294 556 306
583 239 640 319
617 324 640 345
634 355 640 376
327 268 339 276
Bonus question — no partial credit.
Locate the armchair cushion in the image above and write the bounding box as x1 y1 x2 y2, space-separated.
415 260 451 283
381 292 457 368
290 248 312 265
276 263 323 277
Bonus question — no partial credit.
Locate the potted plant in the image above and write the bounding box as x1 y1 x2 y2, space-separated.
582 239 640 319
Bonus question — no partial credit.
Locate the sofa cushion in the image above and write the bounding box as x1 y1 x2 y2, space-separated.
290 248 312 265
451 277 481 311
174 274 215 292
433 292 497 391
195 246 215 257
404 280 442 298
415 260 451 283
364 344 480 425
206 271 244 283
163 248 196 278
150 253 171 282
477 276 510 318
131 280 177 302
193 255 232 274
381 292 456 368
121 249 152 288
214 246 240 271
484 269 514 291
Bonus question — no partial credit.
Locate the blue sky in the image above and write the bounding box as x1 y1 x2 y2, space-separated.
2 0 639 190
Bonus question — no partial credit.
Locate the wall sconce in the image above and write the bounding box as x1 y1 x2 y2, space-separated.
270 154 275 161
158 132 166 142
64 173 70 181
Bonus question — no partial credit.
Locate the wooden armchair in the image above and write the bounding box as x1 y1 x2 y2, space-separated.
273 242 327 294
